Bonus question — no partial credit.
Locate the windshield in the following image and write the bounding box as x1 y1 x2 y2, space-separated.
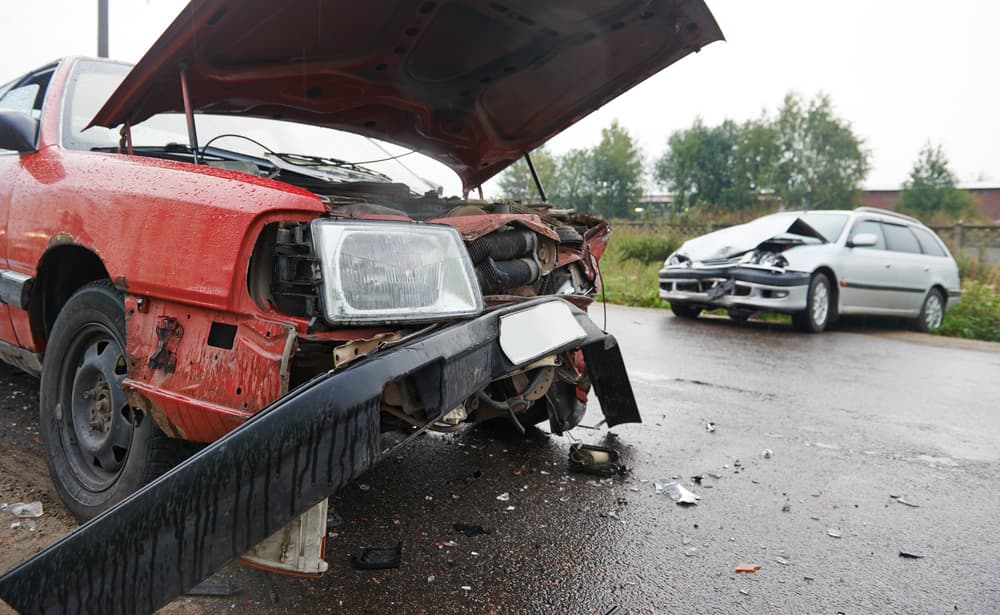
62 59 452 194
795 212 849 242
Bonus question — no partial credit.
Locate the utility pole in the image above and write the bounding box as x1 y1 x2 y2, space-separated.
98 0 109 57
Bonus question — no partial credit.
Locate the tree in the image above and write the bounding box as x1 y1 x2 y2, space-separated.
773 93 870 209
897 143 976 220
588 120 644 218
548 148 595 213
495 145 558 202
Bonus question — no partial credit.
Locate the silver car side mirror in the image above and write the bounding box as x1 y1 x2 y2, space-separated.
848 233 878 248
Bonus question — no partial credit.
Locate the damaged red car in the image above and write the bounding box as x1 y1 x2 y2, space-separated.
0 0 721 611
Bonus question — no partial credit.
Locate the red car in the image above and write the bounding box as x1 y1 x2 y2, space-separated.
0 0 721 611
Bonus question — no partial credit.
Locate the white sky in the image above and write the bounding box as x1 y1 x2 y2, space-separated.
2 1 998 198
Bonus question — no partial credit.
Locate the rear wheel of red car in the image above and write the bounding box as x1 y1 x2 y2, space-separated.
670 303 702 319
792 272 833 333
39 281 186 521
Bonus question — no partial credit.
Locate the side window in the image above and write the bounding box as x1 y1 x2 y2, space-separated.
849 219 886 249
882 223 922 254
0 67 54 120
911 226 948 257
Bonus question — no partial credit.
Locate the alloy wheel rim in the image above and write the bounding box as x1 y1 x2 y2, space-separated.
812 279 829 326
925 294 943 331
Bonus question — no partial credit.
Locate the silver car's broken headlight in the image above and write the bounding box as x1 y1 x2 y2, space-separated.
311 220 483 324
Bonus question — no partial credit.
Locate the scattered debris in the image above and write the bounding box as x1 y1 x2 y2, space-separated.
707 472 723 480
5 502 43 518
706 422 717 433
358 484 371 492
568 443 626 477
505 506 515 511
454 523 492 537
803 576 815 581
460 585 472 592
781 503 792 513
775 557 790 566
185 581 239 597
655 481 700 506
351 543 403 570
442 540 458 548
811 492 822 498
826 529 842 539
734 564 761 573
691 475 704 485
889 495 920 508
898 550 925 559
496 492 511 502
616 497 628 506
684 547 699 557
427 575 436 583
739 589 750 596
762 449 773 459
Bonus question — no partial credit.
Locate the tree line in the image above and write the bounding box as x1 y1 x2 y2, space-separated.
496 92 977 222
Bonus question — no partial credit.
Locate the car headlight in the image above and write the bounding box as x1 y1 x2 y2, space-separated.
311 220 483 324
665 253 690 267
743 250 788 268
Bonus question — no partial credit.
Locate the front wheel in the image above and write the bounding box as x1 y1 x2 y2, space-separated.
39 281 187 521
792 273 833 333
913 288 945 332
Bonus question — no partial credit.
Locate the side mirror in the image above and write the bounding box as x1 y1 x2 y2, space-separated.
848 232 878 248
0 109 38 153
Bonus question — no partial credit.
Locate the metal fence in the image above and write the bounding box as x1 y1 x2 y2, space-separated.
618 222 1000 265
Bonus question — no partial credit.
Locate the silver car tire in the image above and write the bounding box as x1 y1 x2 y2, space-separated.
793 273 832 333
913 288 945 333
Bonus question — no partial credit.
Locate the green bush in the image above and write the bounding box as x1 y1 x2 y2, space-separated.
939 281 1000 342
608 226 682 264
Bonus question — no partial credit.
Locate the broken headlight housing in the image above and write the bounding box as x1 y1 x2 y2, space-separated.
311 220 483 324
664 253 690 267
742 250 788 268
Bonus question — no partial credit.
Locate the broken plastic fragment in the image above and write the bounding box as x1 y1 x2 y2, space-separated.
684 547 699 557
706 422 716 433
826 529 842 538
496 492 510 501
655 481 700 505
568 443 626 478
734 564 761 573
775 557 790 566
898 550 925 559
454 523 492 537
7 502 43 518
762 449 773 459
351 543 403 570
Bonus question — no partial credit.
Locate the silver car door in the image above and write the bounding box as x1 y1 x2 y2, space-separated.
838 219 902 313
881 223 932 313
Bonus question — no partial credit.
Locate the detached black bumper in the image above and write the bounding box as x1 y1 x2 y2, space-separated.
0 298 637 615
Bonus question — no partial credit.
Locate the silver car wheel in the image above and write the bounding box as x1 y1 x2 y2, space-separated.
811 278 830 326
923 292 943 331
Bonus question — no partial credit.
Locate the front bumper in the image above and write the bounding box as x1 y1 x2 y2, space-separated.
0 298 638 615
659 265 811 312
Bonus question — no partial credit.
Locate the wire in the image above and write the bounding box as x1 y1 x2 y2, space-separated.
200 133 274 155
348 150 418 165
595 255 608 333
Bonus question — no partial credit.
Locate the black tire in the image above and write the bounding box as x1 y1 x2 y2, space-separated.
792 272 833 333
39 281 186 521
913 288 945 333
671 303 702 319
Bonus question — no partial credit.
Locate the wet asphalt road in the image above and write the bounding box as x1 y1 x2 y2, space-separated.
167 305 1000 614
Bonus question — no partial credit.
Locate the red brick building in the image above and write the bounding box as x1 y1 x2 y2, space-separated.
858 186 1000 222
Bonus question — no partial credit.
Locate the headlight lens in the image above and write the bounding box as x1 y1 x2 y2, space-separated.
311 220 483 324
745 250 788 268
665 253 690 267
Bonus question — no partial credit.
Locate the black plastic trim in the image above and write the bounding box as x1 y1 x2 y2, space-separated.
659 266 810 288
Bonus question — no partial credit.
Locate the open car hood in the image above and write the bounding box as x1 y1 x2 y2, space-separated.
89 0 723 190
676 214 828 262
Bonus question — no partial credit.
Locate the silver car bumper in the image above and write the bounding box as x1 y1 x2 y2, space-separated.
659 266 811 312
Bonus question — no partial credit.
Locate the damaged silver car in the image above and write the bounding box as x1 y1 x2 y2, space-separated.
658 208 961 332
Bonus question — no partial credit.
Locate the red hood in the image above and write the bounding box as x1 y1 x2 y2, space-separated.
90 0 723 190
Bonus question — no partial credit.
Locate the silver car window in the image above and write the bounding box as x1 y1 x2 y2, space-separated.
882 223 922 254
849 219 886 249
911 226 948 257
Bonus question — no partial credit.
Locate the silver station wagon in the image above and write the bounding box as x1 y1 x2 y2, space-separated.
658 208 961 332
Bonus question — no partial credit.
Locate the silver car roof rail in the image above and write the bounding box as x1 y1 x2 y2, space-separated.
853 207 922 225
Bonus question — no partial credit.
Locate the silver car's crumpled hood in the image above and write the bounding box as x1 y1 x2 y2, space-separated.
673 214 826 262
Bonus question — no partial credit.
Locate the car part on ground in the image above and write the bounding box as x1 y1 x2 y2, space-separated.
659 208 961 333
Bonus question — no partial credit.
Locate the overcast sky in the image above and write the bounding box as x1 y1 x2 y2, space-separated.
2 1 998 197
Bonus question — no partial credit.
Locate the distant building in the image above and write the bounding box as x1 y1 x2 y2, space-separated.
859 185 1000 222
